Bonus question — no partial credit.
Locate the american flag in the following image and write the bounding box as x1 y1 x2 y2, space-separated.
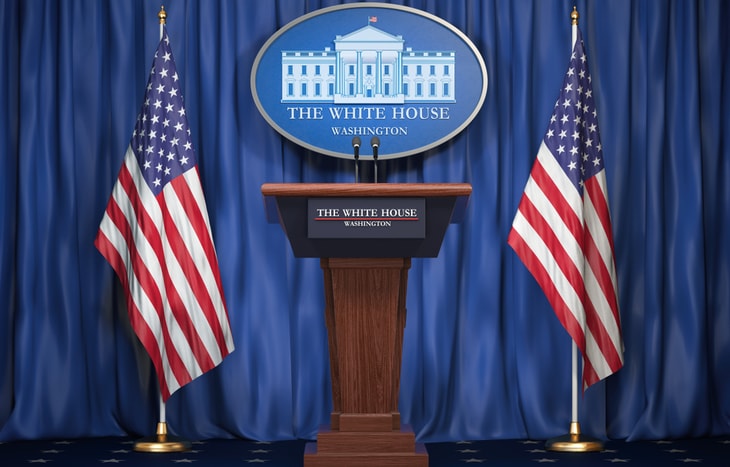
508 28 623 390
95 29 234 401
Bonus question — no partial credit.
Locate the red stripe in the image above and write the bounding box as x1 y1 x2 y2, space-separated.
94 230 170 396
583 239 623 373
176 169 228 303
508 226 587 352
157 193 217 373
116 167 195 388
514 193 587 342
103 164 198 393
584 178 622 326
169 175 230 355
94 224 171 399
530 158 583 243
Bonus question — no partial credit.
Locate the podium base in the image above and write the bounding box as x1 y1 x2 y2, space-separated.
304 441 428 467
303 423 428 467
133 422 191 453
545 422 603 452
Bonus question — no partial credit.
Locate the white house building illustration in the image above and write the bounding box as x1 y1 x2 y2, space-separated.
281 23 456 104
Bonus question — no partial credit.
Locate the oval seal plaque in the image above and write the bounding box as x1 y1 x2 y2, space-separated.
251 2 487 160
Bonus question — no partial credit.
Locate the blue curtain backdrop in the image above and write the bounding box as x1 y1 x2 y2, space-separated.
1 0 729 443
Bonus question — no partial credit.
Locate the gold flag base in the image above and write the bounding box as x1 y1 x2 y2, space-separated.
545 422 603 452
133 422 192 453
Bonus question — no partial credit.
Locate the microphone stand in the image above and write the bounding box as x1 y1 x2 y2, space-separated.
371 137 380 183
352 137 361 183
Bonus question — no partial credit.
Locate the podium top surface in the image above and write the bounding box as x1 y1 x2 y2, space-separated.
261 182 472 198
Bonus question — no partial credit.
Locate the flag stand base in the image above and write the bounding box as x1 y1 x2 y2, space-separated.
545 422 603 452
133 422 191 453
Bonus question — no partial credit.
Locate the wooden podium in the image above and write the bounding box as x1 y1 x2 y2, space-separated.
261 183 471 467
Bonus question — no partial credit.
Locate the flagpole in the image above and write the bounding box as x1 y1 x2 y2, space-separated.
132 9 191 454
545 6 603 454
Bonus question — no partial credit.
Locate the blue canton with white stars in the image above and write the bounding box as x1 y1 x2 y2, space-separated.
542 29 604 195
130 30 196 197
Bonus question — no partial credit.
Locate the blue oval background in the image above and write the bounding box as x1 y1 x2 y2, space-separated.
251 3 487 160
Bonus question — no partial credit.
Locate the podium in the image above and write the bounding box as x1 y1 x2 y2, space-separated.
261 183 471 467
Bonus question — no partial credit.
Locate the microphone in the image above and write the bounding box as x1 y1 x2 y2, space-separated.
370 137 380 183
352 137 361 183
370 137 379 159
352 136 361 160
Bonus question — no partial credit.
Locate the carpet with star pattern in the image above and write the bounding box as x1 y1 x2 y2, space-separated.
1 436 728 466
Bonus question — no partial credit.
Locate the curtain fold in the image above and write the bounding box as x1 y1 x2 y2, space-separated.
1 0 728 443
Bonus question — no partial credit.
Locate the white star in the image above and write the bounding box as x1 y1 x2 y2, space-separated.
171 137 180 146
179 155 189 165
178 107 186 117
41 449 62 454
245 460 268 464
605 458 630 463
463 459 485 463
458 449 478 453
163 51 171 62
27 459 51 463
172 460 195 463
153 178 161 187
169 88 178 98
556 145 565 154
99 459 124 463
160 68 168 78
250 449 270 454
174 122 184 132
533 458 557 463
526 449 546 453
677 459 702 463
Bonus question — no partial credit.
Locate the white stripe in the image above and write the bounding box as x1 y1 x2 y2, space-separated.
583 180 623 367
171 171 233 351
161 181 225 367
511 207 586 333
182 170 233 345
123 153 203 388
538 143 583 220
98 153 180 392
